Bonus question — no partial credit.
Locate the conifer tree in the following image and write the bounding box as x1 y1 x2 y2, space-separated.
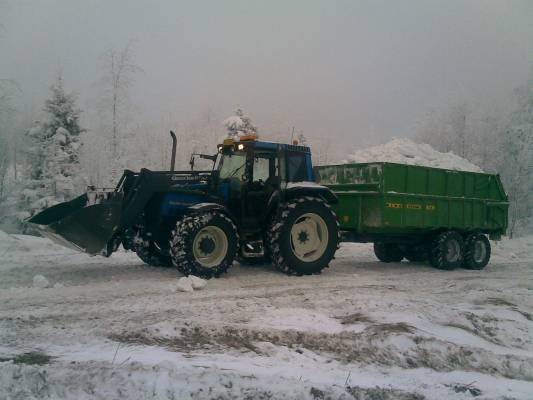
21 74 85 218
224 108 258 138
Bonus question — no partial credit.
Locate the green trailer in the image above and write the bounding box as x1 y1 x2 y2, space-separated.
314 162 508 270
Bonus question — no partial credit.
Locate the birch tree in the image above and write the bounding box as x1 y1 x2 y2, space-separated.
97 41 141 159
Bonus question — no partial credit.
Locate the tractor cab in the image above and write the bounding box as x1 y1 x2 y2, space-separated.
214 136 315 235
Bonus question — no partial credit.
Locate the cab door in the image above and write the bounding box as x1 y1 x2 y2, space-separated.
242 150 279 226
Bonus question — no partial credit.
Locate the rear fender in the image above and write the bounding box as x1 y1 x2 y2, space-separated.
283 183 338 205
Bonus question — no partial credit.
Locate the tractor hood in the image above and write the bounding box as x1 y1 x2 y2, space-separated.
168 171 213 186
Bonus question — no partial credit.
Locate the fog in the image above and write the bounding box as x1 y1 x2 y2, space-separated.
1 0 532 150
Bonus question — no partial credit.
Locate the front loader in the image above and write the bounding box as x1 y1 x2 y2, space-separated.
29 132 340 278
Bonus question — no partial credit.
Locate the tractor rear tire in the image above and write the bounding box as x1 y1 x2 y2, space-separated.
170 211 238 279
463 233 491 270
429 231 464 270
267 196 339 276
373 242 404 263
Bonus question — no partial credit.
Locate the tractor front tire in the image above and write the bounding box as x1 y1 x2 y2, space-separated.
463 233 491 270
135 240 173 267
429 231 464 270
373 242 404 263
170 211 238 279
267 196 339 276
130 232 172 267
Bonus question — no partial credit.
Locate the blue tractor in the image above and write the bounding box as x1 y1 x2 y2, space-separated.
29 133 340 278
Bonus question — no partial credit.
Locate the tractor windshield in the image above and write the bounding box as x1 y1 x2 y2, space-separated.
218 152 247 180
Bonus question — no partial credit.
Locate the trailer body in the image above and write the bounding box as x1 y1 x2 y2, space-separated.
315 162 508 242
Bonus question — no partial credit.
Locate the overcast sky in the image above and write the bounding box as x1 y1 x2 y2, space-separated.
1 0 532 149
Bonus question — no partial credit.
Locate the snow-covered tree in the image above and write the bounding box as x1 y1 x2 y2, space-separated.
223 108 258 138
21 74 85 218
296 131 308 146
97 42 141 157
0 79 20 206
414 76 533 236
502 82 533 237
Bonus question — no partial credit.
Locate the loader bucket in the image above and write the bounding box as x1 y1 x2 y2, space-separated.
28 193 123 255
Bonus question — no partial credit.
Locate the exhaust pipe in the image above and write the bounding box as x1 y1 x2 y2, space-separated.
170 130 177 171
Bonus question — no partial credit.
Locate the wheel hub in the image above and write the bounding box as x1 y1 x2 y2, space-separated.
192 226 229 268
290 213 329 262
298 230 309 244
199 237 216 255
446 239 460 263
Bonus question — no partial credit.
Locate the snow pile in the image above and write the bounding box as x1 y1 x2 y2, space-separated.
345 138 483 172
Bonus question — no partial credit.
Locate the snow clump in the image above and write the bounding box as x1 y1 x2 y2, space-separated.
189 275 207 290
176 277 194 292
32 275 51 288
176 276 207 292
345 138 483 172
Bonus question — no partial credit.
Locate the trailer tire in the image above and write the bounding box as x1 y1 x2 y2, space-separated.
373 242 404 263
170 211 238 279
429 231 464 270
267 196 339 276
463 233 491 270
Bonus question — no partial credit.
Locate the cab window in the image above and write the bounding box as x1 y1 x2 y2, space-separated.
286 152 307 182
219 153 247 179
253 157 270 182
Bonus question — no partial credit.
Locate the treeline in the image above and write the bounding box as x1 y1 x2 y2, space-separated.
0 44 229 232
415 78 533 237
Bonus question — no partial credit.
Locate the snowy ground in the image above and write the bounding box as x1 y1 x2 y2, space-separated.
1 233 532 400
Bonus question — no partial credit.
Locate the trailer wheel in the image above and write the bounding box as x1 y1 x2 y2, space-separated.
267 196 339 276
463 233 491 270
430 231 464 270
373 242 404 263
170 211 238 279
